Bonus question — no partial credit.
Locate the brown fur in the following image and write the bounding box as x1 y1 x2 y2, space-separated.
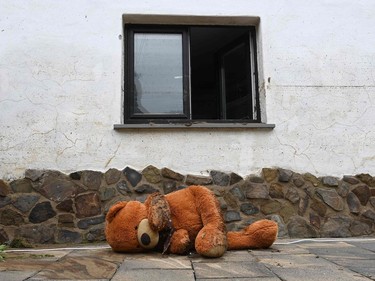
105 185 278 257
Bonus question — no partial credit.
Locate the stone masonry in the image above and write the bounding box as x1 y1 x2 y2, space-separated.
0 166 375 245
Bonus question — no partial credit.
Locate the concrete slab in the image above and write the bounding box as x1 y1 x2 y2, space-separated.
111 268 195 281
190 250 257 263
0 270 37 281
121 255 191 270
192 261 275 279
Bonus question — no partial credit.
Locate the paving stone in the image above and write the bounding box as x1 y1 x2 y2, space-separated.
0 208 24 225
112 269 195 281
193 261 275 279
121 254 191 269
0 270 37 281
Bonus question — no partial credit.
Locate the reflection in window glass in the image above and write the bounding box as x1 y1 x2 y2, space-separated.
134 33 183 114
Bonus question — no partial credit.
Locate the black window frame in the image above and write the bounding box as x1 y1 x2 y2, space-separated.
124 24 261 125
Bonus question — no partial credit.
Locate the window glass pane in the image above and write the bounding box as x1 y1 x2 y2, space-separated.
134 33 183 114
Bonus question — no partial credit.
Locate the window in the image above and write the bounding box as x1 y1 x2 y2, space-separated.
123 24 261 125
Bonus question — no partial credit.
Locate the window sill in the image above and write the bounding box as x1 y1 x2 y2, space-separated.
114 122 275 130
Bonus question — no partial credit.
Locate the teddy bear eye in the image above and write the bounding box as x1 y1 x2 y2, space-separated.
137 219 159 249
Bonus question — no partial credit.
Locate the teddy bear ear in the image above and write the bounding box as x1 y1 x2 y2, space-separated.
106 201 128 223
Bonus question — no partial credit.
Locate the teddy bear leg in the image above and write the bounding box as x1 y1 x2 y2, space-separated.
195 225 227 257
227 219 278 250
169 229 191 254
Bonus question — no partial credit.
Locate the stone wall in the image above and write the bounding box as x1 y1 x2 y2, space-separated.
1 167 375 245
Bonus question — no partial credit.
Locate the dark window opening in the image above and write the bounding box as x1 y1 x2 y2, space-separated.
124 24 260 124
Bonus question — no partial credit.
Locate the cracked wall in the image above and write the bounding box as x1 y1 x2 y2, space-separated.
1 0 375 179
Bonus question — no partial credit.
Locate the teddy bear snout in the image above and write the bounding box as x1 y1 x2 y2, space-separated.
137 219 160 249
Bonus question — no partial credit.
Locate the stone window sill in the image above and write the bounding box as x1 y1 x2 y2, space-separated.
114 123 275 130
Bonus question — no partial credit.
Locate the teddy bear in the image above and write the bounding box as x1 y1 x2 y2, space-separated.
105 185 278 257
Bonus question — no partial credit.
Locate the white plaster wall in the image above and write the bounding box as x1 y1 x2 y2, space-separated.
1 0 375 179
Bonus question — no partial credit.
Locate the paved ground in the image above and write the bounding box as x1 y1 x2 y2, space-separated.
0 238 374 281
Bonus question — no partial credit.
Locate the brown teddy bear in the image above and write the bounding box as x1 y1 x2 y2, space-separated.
105 185 278 257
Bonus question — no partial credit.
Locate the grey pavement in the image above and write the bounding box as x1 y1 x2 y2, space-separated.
0 238 374 281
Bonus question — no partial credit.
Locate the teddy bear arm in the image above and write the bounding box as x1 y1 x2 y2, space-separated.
168 229 191 255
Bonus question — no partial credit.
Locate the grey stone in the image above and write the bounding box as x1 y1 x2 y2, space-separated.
100 187 116 201
161 167 184 181
245 183 269 199
116 180 132 195
57 229 82 243
316 188 344 211
287 215 318 238
261 200 282 215
309 212 321 229
298 194 309 216
321 176 339 187
75 193 101 218
356 173 375 187
12 194 40 213
362 209 375 222
86 227 105 242
56 199 73 213
352 185 370 205
347 192 361 214
350 220 373 236
10 178 33 193
303 173 320 187
77 215 105 229
321 215 352 237
17 224 55 244
38 176 78 202
104 168 121 185
58 214 75 227
0 196 11 208
337 181 351 197
135 184 158 194
69 171 81 180
240 202 259 215
0 228 9 243
293 177 305 188
0 179 10 196
218 197 228 210
278 168 293 182
185 174 212 185
162 180 177 194
285 187 300 204
269 183 284 199
229 172 243 185
229 185 245 201
0 208 24 226
343 175 360 185
142 165 162 184
266 214 288 237
262 168 278 182
29 201 56 223
224 210 241 222
311 200 327 217
248 175 264 183
210 170 230 186
123 167 142 187
82 170 103 190
279 202 296 223
24 169 46 181
370 197 375 208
